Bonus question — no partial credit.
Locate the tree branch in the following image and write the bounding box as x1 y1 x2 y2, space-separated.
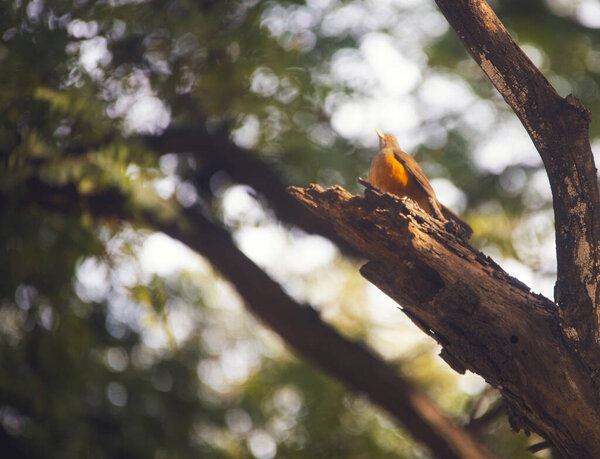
144 125 361 257
434 0 600 359
288 182 600 457
5 179 492 459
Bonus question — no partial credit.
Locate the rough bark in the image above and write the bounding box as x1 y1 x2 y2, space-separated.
283 0 600 454
3 179 493 459
288 182 600 457
434 0 600 363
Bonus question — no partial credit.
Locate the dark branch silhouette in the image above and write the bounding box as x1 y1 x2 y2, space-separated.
144 124 360 257
2 178 492 459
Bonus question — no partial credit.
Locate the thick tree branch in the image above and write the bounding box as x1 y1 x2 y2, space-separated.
144 125 360 257
289 182 600 457
434 0 600 357
5 179 492 459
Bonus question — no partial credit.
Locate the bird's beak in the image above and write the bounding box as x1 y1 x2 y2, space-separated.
375 128 384 139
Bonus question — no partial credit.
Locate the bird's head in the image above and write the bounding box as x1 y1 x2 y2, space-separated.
375 128 400 150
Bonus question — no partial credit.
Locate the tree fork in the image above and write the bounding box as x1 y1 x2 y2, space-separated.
288 182 600 457
434 0 600 364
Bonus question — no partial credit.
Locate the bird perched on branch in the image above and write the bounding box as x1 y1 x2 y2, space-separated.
368 129 472 238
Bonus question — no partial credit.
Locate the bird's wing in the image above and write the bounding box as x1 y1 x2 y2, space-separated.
392 151 438 198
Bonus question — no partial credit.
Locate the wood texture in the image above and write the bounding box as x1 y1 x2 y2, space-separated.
434 0 600 365
289 182 600 457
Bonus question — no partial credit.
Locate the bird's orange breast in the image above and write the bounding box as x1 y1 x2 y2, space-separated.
368 151 431 213
368 151 412 196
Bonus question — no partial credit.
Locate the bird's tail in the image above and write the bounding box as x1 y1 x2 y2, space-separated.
441 204 473 239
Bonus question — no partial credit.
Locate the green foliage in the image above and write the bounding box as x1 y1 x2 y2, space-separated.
0 0 588 457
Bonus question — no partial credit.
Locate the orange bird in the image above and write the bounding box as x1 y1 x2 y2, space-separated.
368 129 472 237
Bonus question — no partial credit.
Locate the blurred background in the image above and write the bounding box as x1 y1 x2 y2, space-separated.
1 0 599 457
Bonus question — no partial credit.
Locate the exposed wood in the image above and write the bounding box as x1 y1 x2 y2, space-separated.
434 0 600 364
288 182 600 457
